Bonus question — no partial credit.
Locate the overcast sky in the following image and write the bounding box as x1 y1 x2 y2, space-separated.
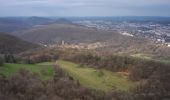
0 0 170 16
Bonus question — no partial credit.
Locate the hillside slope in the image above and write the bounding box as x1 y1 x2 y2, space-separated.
0 32 39 54
0 17 72 33
13 24 120 44
12 23 170 59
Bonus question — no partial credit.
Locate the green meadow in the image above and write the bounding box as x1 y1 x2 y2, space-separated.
0 60 136 92
0 62 55 80
58 60 135 92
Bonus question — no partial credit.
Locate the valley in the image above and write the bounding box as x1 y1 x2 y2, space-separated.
0 16 170 100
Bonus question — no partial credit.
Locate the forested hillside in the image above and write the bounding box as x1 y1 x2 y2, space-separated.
0 32 39 54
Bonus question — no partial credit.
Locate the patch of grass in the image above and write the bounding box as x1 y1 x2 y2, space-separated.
0 62 55 80
157 59 170 64
37 62 55 66
58 60 135 92
131 53 152 59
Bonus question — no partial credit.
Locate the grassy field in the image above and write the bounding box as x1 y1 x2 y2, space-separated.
157 59 170 64
0 62 55 80
57 60 135 92
131 53 152 59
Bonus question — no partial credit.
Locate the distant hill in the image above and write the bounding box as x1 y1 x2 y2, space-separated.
13 24 119 44
0 32 39 54
10 23 170 59
0 17 72 32
0 17 31 32
24 17 72 25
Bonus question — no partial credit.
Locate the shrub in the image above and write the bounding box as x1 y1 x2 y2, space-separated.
132 64 170 100
0 68 103 100
4 54 17 63
0 56 4 66
78 63 85 68
129 60 163 81
97 70 104 77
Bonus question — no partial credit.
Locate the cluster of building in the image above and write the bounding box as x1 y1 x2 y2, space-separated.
75 20 170 47
53 41 108 50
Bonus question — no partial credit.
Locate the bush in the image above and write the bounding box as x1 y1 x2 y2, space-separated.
66 53 138 72
4 54 17 63
78 63 85 68
132 64 170 100
0 68 103 100
0 56 4 66
97 70 104 77
129 60 163 81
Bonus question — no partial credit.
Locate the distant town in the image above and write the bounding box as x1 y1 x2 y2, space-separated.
75 20 170 47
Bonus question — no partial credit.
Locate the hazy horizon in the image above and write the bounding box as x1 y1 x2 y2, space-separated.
0 0 170 17
0 15 168 18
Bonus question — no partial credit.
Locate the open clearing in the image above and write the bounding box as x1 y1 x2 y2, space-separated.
58 60 135 92
0 61 136 92
0 62 55 80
